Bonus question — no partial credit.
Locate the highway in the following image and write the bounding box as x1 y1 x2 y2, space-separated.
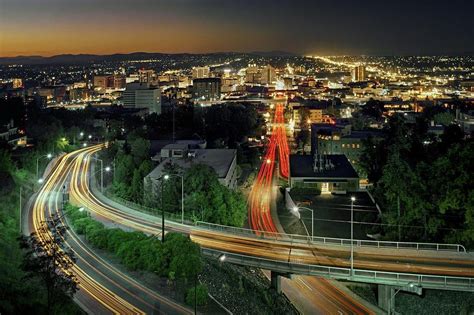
28 148 193 315
30 106 474 314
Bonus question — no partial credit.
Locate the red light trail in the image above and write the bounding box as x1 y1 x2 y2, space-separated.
248 103 289 233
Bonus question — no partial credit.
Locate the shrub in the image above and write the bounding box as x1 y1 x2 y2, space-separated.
185 284 208 306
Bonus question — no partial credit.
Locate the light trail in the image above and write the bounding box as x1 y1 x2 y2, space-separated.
30 147 193 314
33 139 474 314
248 103 289 233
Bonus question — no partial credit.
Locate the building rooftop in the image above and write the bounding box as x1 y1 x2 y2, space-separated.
290 154 359 179
147 149 236 180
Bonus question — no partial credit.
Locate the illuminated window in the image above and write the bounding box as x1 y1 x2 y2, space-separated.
352 144 356 149
342 144 345 148
357 144 360 148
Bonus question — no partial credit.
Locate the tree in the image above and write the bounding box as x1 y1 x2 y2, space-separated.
186 284 208 306
128 133 150 166
184 164 247 227
163 233 202 281
20 214 78 314
433 112 454 126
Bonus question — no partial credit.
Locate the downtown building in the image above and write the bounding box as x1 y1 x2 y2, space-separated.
122 83 161 114
192 78 221 101
192 66 210 79
351 65 366 82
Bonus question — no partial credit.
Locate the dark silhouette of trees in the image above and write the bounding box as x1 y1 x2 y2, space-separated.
20 214 78 314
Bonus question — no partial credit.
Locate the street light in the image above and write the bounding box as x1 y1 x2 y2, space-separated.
36 153 53 180
38 178 44 184
292 206 314 239
105 166 111 172
388 282 420 315
350 196 356 276
218 254 227 262
163 173 185 224
90 156 105 192
266 158 271 164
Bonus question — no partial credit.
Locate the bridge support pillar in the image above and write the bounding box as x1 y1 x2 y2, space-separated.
377 285 391 312
270 271 282 294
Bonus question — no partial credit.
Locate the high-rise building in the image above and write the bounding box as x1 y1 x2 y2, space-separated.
139 69 155 83
352 65 366 82
12 78 23 89
283 77 293 89
113 75 126 89
193 78 221 101
192 66 210 79
245 65 260 84
123 83 161 114
93 75 112 89
260 65 276 85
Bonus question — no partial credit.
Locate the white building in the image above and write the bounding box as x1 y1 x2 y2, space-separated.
144 143 238 198
192 66 210 79
122 83 161 114
352 65 366 82
260 65 276 85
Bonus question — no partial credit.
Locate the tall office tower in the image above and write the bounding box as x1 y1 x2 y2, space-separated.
351 65 366 82
93 75 113 89
139 69 155 83
245 65 260 83
192 66 210 79
12 78 23 89
113 75 126 89
192 78 221 101
260 65 276 85
123 83 161 114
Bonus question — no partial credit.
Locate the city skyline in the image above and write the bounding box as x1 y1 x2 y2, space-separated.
1 0 473 57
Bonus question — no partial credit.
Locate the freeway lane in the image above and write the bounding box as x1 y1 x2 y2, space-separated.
29 148 193 315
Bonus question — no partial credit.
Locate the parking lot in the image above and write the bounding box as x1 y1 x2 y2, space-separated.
279 191 380 240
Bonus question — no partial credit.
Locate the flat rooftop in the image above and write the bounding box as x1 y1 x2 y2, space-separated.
290 154 359 179
148 149 236 179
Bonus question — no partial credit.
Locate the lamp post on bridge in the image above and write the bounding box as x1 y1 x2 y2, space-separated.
292 206 314 239
350 196 356 276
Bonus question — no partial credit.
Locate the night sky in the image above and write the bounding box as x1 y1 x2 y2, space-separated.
1 0 473 57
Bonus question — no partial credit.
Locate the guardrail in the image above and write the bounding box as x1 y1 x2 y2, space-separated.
203 248 474 292
195 221 467 253
88 154 468 254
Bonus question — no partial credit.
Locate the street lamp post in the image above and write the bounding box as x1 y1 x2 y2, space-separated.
350 196 356 276
91 156 104 192
36 153 53 180
292 206 314 239
163 173 185 224
19 186 22 234
161 174 168 242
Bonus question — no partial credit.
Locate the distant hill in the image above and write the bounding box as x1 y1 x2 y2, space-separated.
0 51 297 65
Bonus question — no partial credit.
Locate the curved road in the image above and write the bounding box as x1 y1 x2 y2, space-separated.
29 147 193 314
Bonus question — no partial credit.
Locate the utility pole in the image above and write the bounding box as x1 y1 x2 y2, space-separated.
19 186 22 234
172 102 176 143
194 272 197 315
397 195 401 241
161 181 165 243
350 196 355 276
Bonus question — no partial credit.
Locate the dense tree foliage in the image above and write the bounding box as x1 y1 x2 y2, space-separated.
361 114 474 247
66 204 206 301
0 98 97 313
20 215 78 314
201 104 263 148
159 164 247 226
186 284 208 306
